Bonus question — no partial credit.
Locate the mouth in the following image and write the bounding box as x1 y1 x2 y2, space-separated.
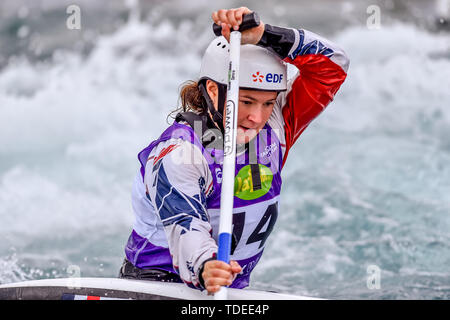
237 125 258 138
238 125 256 132
236 126 259 143
238 125 249 132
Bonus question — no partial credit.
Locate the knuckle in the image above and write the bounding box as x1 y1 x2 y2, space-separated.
211 269 225 277
205 278 216 287
209 270 218 277
208 260 220 268
207 278 223 288
211 261 223 269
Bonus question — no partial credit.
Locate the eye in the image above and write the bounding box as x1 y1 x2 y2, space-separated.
240 100 252 105
264 101 275 107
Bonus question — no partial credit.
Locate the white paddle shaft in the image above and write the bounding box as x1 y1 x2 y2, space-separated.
214 31 241 301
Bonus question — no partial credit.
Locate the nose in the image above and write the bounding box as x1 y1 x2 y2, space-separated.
246 106 263 125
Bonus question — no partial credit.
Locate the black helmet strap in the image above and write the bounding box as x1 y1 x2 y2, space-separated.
198 80 227 134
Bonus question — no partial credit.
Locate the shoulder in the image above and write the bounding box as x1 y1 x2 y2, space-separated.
145 137 214 198
148 121 208 167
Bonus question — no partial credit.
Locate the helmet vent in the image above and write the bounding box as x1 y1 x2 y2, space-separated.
216 42 227 49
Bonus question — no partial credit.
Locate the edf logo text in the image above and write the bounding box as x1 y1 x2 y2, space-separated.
252 72 283 83
265 73 283 83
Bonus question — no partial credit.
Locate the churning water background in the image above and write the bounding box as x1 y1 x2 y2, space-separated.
1 0 450 299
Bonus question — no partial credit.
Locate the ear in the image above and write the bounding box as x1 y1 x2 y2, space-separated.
205 80 219 110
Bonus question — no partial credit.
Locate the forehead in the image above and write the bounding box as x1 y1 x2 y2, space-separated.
239 89 278 101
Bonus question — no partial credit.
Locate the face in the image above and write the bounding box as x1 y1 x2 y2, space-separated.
205 80 277 145
235 89 277 144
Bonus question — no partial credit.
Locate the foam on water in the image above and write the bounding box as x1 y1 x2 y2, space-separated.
0 17 207 281
1 12 449 299
253 23 450 298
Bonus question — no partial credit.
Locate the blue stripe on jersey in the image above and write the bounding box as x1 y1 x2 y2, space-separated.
163 214 193 230
289 29 334 59
290 29 305 59
154 163 209 230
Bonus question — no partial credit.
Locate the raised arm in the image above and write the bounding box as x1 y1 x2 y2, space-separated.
258 24 349 167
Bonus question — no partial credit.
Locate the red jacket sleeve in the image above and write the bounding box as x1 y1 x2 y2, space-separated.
281 52 348 168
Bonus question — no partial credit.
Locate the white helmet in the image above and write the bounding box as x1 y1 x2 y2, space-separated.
199 36 287 92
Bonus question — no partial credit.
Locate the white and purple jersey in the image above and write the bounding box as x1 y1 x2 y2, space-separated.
124 27 349 290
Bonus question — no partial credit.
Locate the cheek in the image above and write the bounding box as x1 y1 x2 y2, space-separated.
237 109 249 123
237 105 274 128
257 106 274 128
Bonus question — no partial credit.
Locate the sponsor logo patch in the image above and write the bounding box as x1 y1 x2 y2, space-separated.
252 71 284 84
234 164 273 200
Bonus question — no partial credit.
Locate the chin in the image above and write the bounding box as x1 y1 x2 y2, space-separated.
236 136 249 145
236 128 258 145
